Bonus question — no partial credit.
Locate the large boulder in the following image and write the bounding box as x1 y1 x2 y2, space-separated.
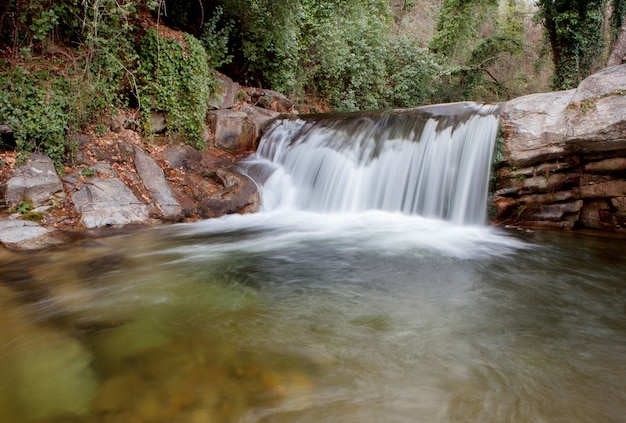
71 178 150 228
208 110 257 153
208 72 241 110
4 153 64 208
495 64 626 232
134 147 182 221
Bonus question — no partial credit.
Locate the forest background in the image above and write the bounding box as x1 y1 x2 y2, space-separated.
1 0 625 168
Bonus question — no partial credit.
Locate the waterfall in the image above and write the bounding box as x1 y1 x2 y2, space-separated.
247 102 500 226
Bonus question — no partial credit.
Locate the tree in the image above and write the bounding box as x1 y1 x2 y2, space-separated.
607 0 626 66
535 0 606 90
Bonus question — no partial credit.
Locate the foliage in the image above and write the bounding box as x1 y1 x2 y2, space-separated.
0 66 74 168
535 0 606 90
198 7 234 68
137 29 215 148
297 0 392 110
0 0 139 167
383 36 450 108
429 0 499 63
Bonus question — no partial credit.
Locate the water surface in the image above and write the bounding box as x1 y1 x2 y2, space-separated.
1 212 625 422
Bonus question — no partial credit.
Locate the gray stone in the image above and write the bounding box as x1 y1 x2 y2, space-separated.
245 87 294 112
495 64 626 232
5 153 64 208
164 145 202 171
200 169 260 217
239 105 280 138
208 110 256 153
0 218 60 250
72 178 149 228
150 111 167 134
134 148 182 220
208 72 240 109
500 90 573 167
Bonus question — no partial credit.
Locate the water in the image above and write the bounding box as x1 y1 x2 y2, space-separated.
1 104 625 422
0 216 625 423
247 102 499 225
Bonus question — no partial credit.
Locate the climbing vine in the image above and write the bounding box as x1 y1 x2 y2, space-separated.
535 0 606 90
137 30 215 148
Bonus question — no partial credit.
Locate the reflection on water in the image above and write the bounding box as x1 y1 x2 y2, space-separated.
1 212 625 422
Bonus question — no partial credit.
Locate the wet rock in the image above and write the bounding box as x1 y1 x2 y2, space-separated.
239 105 280 138
134 148 182 220
0 317 98 422
5 153 64 208
200 169 260 218
71 178 150 228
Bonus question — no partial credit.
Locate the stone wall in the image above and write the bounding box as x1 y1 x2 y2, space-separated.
494 65 626 231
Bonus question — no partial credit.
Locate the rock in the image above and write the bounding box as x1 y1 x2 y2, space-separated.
5 153 64 208
150 111 167 134
134 148 182 220
200 169 260 217
0 124 16 149
208 72 240 109
500 90 574 167
71 178 150 228
0 218 61 250
495 64 626 232
110 114 126 133
239 105 280 138
208 110 257 153
10 329 98 421
244 87 294 112
164 145 203 172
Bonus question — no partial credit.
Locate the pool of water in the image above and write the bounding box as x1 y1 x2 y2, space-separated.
1 211 625 423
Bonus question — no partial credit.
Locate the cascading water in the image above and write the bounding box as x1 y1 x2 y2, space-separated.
247 102 500 225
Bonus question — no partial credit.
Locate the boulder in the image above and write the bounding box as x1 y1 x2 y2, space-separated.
134 148 182 220
0 218 61 250
4 153 64 208
71 178 150 228
149 111 167 134
208 72 240 109
495 64 626 232
208 110 257 153
244 87 294 112
239 105 280 138
199 169 260 218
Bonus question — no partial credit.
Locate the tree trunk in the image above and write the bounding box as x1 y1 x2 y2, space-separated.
607 21 626 67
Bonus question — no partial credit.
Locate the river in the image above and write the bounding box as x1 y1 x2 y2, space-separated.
0 103 624 422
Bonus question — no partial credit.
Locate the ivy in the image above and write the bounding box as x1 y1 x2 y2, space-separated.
137 29 215 148
0 67 74 169
535 0 606 90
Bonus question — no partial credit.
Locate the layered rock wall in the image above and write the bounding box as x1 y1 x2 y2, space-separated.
494 65 626 231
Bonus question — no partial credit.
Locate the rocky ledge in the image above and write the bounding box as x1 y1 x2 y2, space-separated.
0 76 290 250
494 64 626 232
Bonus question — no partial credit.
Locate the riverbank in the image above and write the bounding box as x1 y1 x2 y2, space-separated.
0 84 296 250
